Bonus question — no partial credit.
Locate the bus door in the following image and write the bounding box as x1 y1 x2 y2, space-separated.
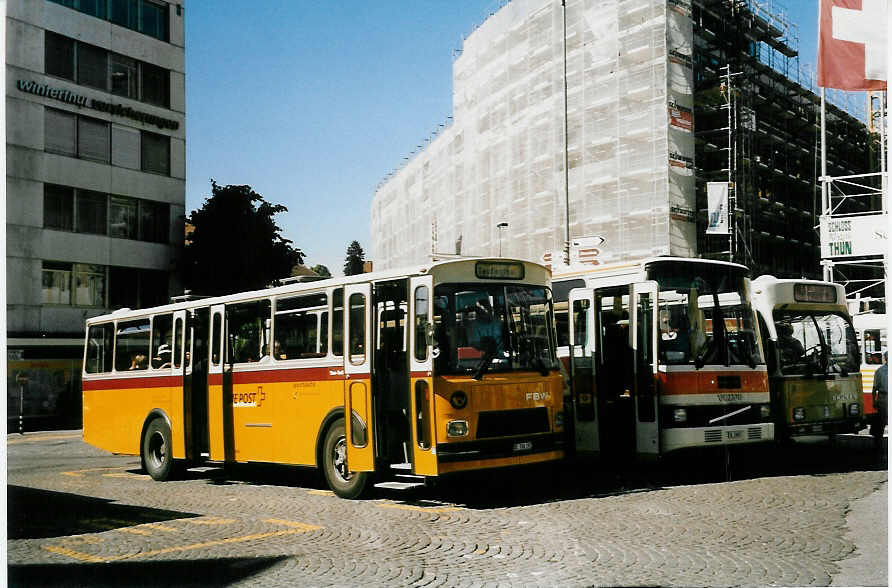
344 283 375 473
171 310 191 459
207 304 228 461
569 288 598 453
188 307 210 458
631 281 659 457
408 275 437 475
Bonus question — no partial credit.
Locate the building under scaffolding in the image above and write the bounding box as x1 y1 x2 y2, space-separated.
371 0 880 297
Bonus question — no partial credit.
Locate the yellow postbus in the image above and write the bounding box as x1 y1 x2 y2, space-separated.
751 276 863 439
553 257 773 460
82 258 565 498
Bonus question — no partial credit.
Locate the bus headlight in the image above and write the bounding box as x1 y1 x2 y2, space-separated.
793 407 806 421
760 404 771 419
673 408 687 423
822 405 832 419
849 403 860 416
554 411 564 429
447 420 469 437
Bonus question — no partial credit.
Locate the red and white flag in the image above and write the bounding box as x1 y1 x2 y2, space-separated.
817 0 887 90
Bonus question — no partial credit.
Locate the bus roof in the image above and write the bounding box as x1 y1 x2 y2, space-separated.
552 256 750 282
86 257 549 325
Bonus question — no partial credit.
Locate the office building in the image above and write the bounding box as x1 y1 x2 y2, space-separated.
6 0 186 428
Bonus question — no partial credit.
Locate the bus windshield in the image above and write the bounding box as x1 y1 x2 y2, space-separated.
433 284 559 377
647 263 763 368
773 311 859 376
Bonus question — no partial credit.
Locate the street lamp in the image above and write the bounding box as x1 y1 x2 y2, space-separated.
497 222 508 257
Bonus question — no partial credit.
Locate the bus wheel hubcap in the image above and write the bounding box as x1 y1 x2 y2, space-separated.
149 431 166 467
333 436 351 482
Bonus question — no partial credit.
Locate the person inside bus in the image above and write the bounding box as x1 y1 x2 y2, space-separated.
470 298 502 353
659 309 689 362
153 344 172 369
129 354 148 370
776 323 804 365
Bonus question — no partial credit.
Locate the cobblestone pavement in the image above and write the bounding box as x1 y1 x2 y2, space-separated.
7 431 888 587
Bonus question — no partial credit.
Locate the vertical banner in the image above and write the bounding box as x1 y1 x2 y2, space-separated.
706 182 729 235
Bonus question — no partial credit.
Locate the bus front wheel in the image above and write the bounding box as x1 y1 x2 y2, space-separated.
142 418 174 481
322 419 368 499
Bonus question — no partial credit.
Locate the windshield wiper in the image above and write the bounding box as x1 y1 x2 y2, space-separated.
520 334 551 376
472 338 503 380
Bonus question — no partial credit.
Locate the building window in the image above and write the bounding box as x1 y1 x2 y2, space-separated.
51 0 169 42
141 131 170 175
140 62 170 107
109 196 138 239
42 262 72 304
77 42 108 91
111 125 141 169
43 31 172 108
110 54 138 98
77 116 110 163
45 32 75 81
45 108 76 156
76 190 108 234
139 0 167 41
139 199 169 243
45 108 110 163
44 185 74 231
74 263 107 306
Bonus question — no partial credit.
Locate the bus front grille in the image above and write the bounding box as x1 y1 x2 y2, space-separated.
747 427 762 440
476 407 549 438
704 430 723 443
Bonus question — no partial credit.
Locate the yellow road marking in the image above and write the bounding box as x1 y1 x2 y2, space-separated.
143 523 178 532
117 527 153 536
183 517 235 525
103 472 148 479
377 503 462 513
62 466 129 477
45 526 321 563
8 434 81 445
42 545 107 563
263 518 322 532
307 489 334 496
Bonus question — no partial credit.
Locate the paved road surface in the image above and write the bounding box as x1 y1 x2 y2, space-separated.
7 431 887 587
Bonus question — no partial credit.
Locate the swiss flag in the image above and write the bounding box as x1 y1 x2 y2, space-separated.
817 0 887 90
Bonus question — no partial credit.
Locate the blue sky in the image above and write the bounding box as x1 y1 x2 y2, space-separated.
185 1 824 276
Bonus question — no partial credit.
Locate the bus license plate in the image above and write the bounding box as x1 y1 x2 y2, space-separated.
513 441 533 452
726 430 742 440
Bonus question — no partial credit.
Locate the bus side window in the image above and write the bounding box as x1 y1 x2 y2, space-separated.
865 329 884 364
228 299 272 363
211 313 221 366
86 323 114 373
571 299 588 347
173 317 183 369
151 313 173 369
332 288 344 357
115 318 151 371
274 292 327 360
554 302 569 347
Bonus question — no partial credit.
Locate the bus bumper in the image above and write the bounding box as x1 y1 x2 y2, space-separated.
662 423 774 453
786 419 863 436
435 433 564 474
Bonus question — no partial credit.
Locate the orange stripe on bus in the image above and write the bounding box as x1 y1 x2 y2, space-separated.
82 376 183 391
657 371 768 395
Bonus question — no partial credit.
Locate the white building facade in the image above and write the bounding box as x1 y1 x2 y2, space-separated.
371 0 696 269
6 0 186 428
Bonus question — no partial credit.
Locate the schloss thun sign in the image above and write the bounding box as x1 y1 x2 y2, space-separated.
17 79 179 131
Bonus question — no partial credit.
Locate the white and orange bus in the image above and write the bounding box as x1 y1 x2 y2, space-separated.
82 259 565 498
853 313 887 416
553 257 773 459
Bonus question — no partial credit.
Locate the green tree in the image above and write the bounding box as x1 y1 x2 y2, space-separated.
310 264 331 278
184 181 303 296
343 241 365 276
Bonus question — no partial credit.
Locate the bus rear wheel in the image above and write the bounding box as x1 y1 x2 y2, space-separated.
142 418 174 481
322 419 368 499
